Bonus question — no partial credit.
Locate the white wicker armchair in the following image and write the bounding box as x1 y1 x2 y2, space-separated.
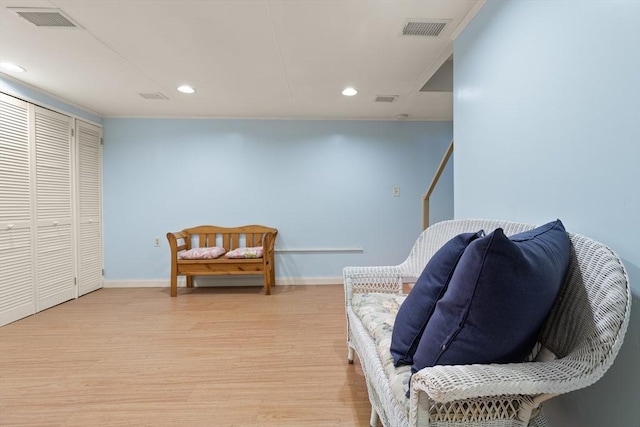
344 219 632 427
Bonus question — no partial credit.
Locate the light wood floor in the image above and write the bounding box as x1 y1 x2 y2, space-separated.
0 285 373 426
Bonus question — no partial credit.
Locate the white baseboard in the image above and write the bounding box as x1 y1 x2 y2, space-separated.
103 279 176 288
103 276 342 288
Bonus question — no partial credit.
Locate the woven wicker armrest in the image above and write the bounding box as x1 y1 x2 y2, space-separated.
412 357 597 404
343 265 403 304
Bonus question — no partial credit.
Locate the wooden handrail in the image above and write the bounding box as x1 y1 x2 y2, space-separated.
422 140 454 230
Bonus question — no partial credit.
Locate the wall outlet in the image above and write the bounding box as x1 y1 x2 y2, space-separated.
154 237 161 247
393 186 400 197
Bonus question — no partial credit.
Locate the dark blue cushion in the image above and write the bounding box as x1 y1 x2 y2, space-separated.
411 219 570 374
390 231 484 366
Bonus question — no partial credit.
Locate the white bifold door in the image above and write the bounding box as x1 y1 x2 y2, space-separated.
76 120 103 296
0 93 103 326
0 93 35 324
34 105 75 311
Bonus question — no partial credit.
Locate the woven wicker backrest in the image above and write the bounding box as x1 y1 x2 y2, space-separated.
398 219 534 277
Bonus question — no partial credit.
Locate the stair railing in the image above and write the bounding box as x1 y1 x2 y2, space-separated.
422 140 454 230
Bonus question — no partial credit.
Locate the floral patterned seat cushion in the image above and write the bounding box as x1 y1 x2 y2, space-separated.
225 247 263 259
179 247 226 259
351 293 411 413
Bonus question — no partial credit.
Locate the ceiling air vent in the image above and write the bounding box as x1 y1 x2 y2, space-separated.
374 95 398 103
139 92 169 100
9 8 80 28
402 20 448 37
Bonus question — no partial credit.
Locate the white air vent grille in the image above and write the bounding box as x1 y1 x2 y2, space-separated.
139 93 169 100
402 20 448 37
10 8 79 27
374 95 398 103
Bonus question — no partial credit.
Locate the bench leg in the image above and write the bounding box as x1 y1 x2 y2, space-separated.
270 263 276 289
264 272 271 295
263 261 275 295
170 274 177 297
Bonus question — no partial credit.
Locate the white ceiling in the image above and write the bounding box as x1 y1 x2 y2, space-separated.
0 0 483 120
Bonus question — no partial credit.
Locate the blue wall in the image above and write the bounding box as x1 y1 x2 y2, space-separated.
103 118 453 281
454 1 639 426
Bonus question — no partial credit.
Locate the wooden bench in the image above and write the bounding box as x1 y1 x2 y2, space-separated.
166 225 278 297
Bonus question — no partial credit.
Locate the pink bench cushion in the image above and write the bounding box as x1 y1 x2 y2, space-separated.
179 247 226 259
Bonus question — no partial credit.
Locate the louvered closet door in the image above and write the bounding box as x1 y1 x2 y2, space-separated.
76 120 103 296
34 106 75 311
0 94 36 326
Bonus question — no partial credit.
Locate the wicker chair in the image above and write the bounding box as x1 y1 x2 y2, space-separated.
344 219 632 427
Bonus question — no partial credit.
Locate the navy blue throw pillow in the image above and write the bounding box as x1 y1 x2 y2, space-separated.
390 231 484 366
411 219 570 374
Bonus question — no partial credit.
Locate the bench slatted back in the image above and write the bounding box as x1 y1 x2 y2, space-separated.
195 233 259 249
182 225 276 251
247 233 264 247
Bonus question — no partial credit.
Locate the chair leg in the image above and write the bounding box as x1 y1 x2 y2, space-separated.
369 407 379 427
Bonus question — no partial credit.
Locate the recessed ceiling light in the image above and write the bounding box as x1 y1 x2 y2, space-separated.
177 85 195 94
342 87 358 96
0 62 26 73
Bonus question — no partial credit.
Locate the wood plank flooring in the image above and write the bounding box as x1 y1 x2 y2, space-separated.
0 285 372 426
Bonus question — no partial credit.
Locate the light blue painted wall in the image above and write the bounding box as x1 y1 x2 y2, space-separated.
454 1 639 426
103 118 453 281
0 76 102 124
